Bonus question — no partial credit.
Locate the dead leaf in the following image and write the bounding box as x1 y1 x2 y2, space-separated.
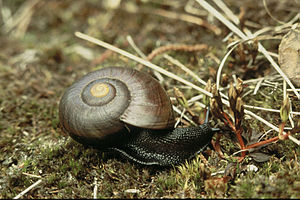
278 24 300 87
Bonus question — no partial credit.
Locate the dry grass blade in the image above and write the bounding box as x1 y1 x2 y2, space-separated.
163 54 207 85
147 44 208 61
2 1 300 198
141 7 221 35
172 105 197 126
216 44 239 90
164 53 229 101
13 179 42 199
93 177 98 199
244 105 300 116
185 0 208 16
22 172 42 179
126 35 147 59
263 0 286 24
212 0 240 25
195 0 300 99
74 31 299 145
2 0 41 38
126 35 165 82
74 31 213 98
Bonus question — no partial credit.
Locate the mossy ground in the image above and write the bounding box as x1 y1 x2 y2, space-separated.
0 0 299 198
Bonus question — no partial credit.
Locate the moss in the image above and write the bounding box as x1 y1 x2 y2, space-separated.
229 158 300 198
1 0 299 198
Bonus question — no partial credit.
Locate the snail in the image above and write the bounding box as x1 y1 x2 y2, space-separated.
59 66 218 166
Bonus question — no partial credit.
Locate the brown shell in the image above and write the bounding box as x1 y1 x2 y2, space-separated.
59 66 175 144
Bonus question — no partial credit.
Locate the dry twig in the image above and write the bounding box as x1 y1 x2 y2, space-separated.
147 44 208 61
74 32 300 156
13 179 42 199
195 0 300 99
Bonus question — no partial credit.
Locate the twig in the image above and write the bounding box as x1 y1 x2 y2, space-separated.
195 0 300 99
283 81 295 128
245 109 300 145
258 129 273 142
244 104 300 116
147 44 208 61
126 35 164 82
175 107 186 128
289 135 300 146
185 0 208 16
93 177 98 199
2 0 40 38
163 54 207 85
75 31 213 97
215 43 239 90
164 54 228 99
164 54 234 101
212 0 240 25
257 41 299 98
74 31 299 145
187 94 203 103
250 14 299 37
126 35 147 59
173 105 197 126
164 53 230 101
22 172 42 179
287 89 300 92
13 179 42 199
141 7 221 35
253 78 264 95
263 0 285 25
122 3 220 35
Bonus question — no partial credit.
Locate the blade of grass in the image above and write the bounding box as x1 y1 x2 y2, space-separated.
13 179 42 199
194 0 300 99
74 31 299 145
75 31 213 98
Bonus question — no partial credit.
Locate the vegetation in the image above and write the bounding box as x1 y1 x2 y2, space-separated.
0 0 299 198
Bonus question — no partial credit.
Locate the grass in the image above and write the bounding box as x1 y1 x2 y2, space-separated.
0 0 299 198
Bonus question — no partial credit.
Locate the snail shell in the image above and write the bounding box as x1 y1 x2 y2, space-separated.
59 66 175 147
59 66 216 166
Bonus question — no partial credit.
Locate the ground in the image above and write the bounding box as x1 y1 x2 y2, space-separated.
0 0 299 198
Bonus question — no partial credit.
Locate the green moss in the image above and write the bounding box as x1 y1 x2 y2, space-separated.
1 0 299 198
229 159 300 198
157 174 177 191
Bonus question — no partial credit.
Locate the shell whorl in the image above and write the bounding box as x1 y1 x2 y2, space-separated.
59 67 175 146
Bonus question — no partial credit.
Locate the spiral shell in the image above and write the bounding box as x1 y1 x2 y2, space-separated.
59 66 175 146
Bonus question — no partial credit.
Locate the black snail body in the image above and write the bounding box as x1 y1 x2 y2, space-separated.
59 66 217 166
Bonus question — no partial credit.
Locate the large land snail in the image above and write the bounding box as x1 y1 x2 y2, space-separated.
59 66 218 166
